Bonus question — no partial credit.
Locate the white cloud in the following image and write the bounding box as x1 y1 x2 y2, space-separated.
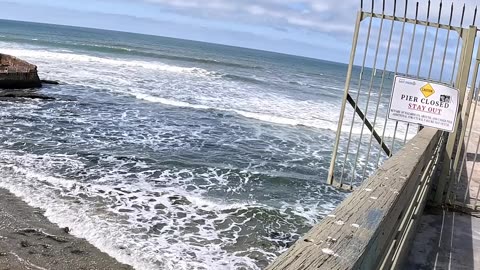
140 0 480 36
142 0 360 34
5 0 480 60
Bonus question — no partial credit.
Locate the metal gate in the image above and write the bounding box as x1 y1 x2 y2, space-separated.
327 0 478 191
446 42 480 211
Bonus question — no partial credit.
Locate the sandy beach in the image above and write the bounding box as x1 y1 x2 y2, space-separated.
0 188 132 270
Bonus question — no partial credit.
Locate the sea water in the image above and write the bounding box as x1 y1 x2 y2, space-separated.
0 19 398 269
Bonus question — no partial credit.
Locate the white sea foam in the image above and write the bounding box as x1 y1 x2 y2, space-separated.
88 43 133 52
0 152 257 269
0 47 212 76
133 93 212 110
0 150 334 270
128 92 415 138
133 91 341 130
0 43 413 138
0 40 396 270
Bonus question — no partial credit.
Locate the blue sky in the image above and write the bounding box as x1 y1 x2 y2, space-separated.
0 0 359 61
0 0 478 63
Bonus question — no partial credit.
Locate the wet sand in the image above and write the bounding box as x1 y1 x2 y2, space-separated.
0 188 133 270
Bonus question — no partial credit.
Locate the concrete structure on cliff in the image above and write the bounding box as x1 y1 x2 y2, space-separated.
0 53 41 89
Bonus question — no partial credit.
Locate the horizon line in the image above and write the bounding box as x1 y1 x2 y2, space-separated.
0 18 348 66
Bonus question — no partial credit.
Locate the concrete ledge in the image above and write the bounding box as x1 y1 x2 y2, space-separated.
267 128 443 270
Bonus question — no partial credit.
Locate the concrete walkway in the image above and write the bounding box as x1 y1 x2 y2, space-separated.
407 102 480 270
406 207 480 270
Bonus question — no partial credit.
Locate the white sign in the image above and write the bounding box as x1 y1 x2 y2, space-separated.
388 76 459 132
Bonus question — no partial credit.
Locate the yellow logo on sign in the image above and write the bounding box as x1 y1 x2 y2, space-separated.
420 83 435 98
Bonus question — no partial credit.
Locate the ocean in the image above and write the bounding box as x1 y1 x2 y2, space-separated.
0 19 398 269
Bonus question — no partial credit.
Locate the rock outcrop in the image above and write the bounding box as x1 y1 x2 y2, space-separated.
0 54 42 89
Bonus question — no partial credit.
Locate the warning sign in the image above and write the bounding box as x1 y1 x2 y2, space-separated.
420 83 435 98
388 76 459 132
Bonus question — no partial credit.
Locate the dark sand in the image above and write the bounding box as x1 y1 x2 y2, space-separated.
0 188 133 270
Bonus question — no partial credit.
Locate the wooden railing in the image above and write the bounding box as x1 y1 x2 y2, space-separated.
267 128 445 270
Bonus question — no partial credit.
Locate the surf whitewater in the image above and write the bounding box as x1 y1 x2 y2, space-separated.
0 19 400 269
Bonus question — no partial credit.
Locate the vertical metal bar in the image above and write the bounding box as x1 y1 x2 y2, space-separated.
475 7 478 29
427 1 442 79
464 133 480 205
338 3 375 186
449 7 479 205
349 3 387 186
397 0 431 153
456 60 480 185
417 0 431 77
326 11 363 185
391 122 400 154
406 2 419 77
459 71 480 205
416 1 443 137
439 4 454 82
376 1 418 169
401 2 421 146
434 26 477 205
404 1 436 145
361 0 401 180
474 179 480 209
450 5 466 86
403 123 410 144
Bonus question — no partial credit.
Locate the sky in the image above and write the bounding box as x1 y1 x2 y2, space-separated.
0 0 479 63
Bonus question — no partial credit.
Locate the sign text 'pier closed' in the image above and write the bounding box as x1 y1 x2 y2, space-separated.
388 76 459 132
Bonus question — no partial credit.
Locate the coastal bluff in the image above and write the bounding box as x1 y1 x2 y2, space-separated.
0 53 41 89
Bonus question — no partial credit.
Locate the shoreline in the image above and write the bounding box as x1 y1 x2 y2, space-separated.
0 188 133 270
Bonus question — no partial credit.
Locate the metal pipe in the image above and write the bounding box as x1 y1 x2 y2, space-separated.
376 1 419 169
396 0 430 156
474 181 480 209
362 0 401 180
415 1 443 137
452 7 479 206
407 0 433 142
403 124 411 145
349 3 387 186
362 12 463 33
346 93 392 156
459 69 480 205
401 2 422 145
406 2 418 76
439 4 454 82
417 0 431 79
427 1 442 79
338 4 376 186
450 4 466 85
400 2 423 146
391 121 400 153
326 10 363 185
434 26 477 205
465 131 480 205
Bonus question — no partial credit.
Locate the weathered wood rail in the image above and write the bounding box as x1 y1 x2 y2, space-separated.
268 128 445 270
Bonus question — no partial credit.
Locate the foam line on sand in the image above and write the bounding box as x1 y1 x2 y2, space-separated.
0 188 133 270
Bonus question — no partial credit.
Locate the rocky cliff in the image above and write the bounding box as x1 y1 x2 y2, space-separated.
0 54 42 89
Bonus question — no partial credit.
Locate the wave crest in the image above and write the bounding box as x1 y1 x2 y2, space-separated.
0 47 214 76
